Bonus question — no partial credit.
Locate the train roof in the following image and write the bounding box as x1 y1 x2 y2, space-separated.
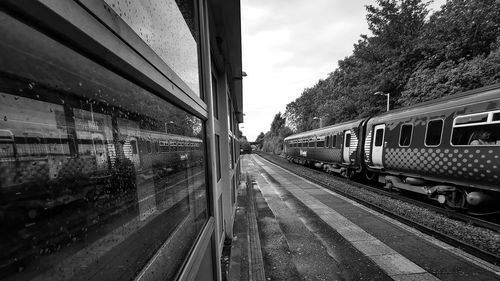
285 118 364 141
369 83 500 123
285 84 500 142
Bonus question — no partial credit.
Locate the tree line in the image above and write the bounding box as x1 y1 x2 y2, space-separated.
257 0 500 154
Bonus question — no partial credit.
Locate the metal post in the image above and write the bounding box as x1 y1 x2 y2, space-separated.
374 91 390 112
386 93 390 112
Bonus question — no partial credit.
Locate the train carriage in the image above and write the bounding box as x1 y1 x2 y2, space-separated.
285 84 500 210
285 119 366 178
364 84 500 209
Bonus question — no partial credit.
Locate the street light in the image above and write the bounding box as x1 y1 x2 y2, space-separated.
374 91 390 112
313 117 323 128
165 121 174 133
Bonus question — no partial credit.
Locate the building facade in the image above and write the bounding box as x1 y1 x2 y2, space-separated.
0 0 242 280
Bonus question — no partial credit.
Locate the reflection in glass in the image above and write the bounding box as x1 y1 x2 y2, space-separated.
0 11 207 281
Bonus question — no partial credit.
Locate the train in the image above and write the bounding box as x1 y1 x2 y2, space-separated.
0 91 204 272
284 84 500 210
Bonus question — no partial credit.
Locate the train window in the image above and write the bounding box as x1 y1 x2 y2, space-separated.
130 140 138 154
452 112 500 146
374 129 384 146
325 136 330 148
29 133 48 157
455 114 488 125
345 133 351 147
309 139 315 147
317 139 325 147
399 124 413 147
425 120 443 146
146 141 152 153
0 130 15 158
493 112 500 121
0 6 207 279
332 135 337 148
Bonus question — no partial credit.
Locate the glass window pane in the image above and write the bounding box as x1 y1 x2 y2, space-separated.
493 112 500 121
332 135 337 148
374 129 384 146
452 124 500 145
345 133 351 147
455 114 488 125
0 14 207 281
425 120 443 146
105 0 201 96
399 124 412 147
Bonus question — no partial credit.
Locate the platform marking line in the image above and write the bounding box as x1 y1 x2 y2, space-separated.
250 156 440 280
253 155 500 277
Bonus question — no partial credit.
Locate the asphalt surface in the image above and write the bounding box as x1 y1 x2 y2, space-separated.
230 155 391 280
228 154 500 281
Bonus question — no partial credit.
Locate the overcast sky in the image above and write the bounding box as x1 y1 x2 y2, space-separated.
240 0 446 142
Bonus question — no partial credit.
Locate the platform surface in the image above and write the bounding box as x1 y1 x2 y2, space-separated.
229 154 500 281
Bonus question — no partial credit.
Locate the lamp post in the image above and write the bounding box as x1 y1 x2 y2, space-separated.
313 117 323 128
165 121 174 133
374 91 390 112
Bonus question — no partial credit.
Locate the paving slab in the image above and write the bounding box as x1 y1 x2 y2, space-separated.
248 154 500 281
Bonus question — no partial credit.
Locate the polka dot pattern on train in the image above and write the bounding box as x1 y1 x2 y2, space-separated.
385 147 499 182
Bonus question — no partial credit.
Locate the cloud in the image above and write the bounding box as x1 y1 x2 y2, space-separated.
240 0 446 141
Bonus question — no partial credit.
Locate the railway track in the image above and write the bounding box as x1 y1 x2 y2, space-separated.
254 152 500 266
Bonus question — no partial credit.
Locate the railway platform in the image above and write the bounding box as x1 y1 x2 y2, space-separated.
227 154 500 281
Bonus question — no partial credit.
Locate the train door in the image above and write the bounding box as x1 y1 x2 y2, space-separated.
125 137 141 169
91 133 108 170
371 124 385 167
343 130 351 163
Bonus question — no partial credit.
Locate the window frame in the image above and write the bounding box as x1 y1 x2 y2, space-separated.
0 2 215 281
316 136 325 148
18 0 209 120
424 119 444 147
451 110 500 146
308 138 315 148
374 128 384 147
399 123 413 147
344 132 351 148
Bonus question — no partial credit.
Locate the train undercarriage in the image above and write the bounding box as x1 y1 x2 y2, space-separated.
287 156 499 212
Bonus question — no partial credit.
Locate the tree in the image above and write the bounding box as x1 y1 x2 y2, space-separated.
261 112 294 155
399 0 500 105
254 132 265 149
280 0 500 138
